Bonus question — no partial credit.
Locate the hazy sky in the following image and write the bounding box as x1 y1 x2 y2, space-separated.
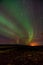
0 0 43 45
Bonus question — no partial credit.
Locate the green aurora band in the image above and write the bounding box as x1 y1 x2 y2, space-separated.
0 15 24 38
0 0 34 44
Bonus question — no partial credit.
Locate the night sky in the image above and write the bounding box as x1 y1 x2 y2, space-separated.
0 0 43 45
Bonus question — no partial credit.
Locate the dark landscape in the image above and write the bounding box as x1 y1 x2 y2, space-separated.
0 45 43 65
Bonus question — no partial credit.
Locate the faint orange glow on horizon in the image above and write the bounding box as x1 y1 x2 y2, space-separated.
28 42 40 46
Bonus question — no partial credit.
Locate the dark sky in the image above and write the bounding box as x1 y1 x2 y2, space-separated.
0 0 43 45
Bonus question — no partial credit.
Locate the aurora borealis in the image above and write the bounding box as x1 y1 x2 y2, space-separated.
0 0 43 45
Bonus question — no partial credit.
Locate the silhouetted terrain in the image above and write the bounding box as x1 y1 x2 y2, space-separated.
0 45 43 65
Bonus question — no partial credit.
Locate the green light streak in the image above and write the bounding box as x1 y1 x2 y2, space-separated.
0 27 16 38
0 15 24 38
1 0 34 43
5 1 33 42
